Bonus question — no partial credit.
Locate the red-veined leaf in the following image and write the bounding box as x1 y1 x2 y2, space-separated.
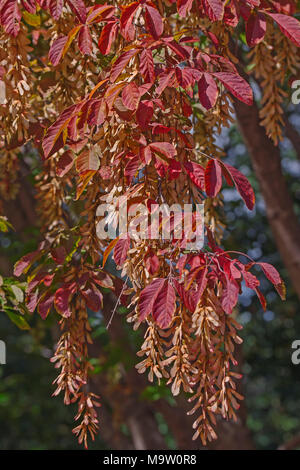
140 48 155 83
152 280 176 328
246 12 266 47
203 0 224 21
265 12 300 47
49 35 68 66
258 262 281 285
212 72 253 105
124 155 140 183
66 0 86 23
21 0 36 13
144 5 164 39
49 0 63 20
87 4 115 23
138 278 165 321
0 0 21 37
156 70 175 96
220 161 255 210
205 159 222 197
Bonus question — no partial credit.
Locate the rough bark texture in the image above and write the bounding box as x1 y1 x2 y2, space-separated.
234 100 300 300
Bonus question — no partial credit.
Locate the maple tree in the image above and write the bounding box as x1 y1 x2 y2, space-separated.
0 0 299 449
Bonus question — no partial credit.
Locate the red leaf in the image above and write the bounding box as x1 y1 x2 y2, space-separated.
81 286 103 312
255 287 267 311
168 159 181 180
266 12 300 47
156 70 175 96
21 0 36 14
184 161 205 190
56 150 74 177
98 21 118 55
149 142 176 159
221 279 239 314
145 251 160 275
0 0 21 37
220 161 255 210
124 155 140 183
136 100 154 129
114 236 130 265
49 35 68 66
54 286 73 318
122 82 140 111
205 159 222 197
258 262 281 285
42 104 78 158
120 1 139 40
212 72 253 106
144 5 164 39
246 12 267 47
78 25 92 55
198 73 218 110
243 270 260 289
152 280 176 328
51 246 66 264
177 0 194 17
138 278 166 321
66 0 86 23
203 0 224 21
49 0 63 20
140 49 155 83
38 292 55 320
110 49 139 82
14 251 40 277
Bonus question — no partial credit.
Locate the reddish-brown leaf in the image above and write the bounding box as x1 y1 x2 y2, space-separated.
56 150 74 177
198 73 218 110
184 161 205 190
138 278 165 321
110 49 139 82
98 21 118 55
177 0 194 17
38 292 55 320
266 12 300 47
122 82 140 110
205 159 222 197
140 49 155 83
246 12 267 47
212 72 253 106
220 161 255 210
78 25 92 55
144 5 164 39
152 280 176 328
114 236 130 266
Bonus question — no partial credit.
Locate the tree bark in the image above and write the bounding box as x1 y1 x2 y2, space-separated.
234 99 300 300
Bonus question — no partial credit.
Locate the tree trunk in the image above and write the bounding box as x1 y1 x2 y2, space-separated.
234 100 300 300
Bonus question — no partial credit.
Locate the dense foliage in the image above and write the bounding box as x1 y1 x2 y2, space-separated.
1 0 300 448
